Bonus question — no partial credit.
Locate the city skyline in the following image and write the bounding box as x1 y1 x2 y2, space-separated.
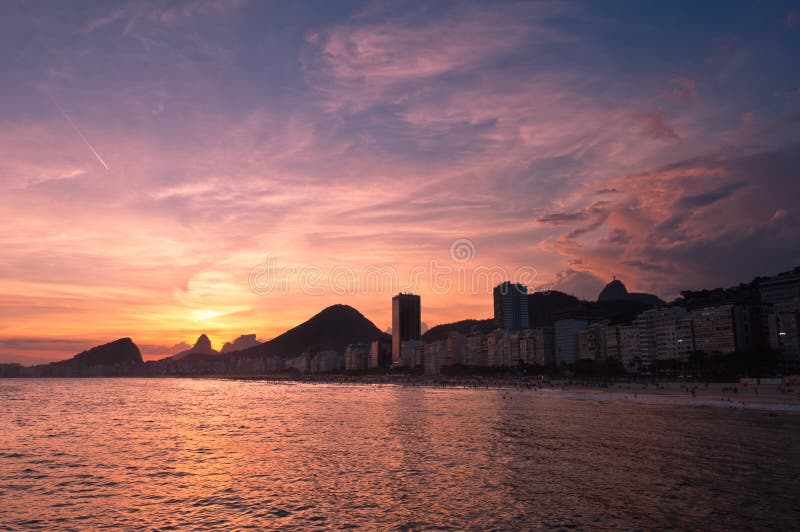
2 0 800 363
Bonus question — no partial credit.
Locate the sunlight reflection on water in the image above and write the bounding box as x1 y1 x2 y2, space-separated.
1 378 799 529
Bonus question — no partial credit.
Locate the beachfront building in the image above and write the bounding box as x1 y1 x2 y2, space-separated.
514 329 536 366
400 339 424 368
493 282 529 330
369 338 392 369
616 324 640 370
486 329 511 366
767 302 800 371
691 304 740 353
424 340 446 375
310 350 343 373
392 293 421 366
345 343 371 371
635 307 693 364
532 326 555 366
554 319 588 365
444 332 466 367
466 333 488 366
578 322 608 361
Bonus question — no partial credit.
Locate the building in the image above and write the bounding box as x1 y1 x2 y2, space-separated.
554 319 588 365
466 333 488 366
532 326 555 366
578 322 608 361
605 324 620 360
345 343 371 371
655 308 693 361
444 332 466 367
767 302 800 371
512 329 535 366
369 338 392 369
760 269 800 369
486 329 511 366
424 340 446 374
691 304 743 353
310 349 343 373
493 282 529 330
616 324 640 370
635 310 658 366
401 340 424 368
392 293 421 366
759 269 800 308
412 343 426 368
637 307 693 364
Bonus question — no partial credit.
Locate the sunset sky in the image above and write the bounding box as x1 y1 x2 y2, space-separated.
2 0 799 363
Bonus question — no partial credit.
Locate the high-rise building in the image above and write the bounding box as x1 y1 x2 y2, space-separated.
532 326 555 366
760 269 800 369
401 340 424 368
369 338 392 369
767 302 800 371
444 332 466 367
554 319 588 365
691 304 742 353
493 282 529 330
466 333 488 366
578 322 608 361
637 307 693 364
345 343 371 371
424 340 446 375
616 324 640 370
392 293 421 366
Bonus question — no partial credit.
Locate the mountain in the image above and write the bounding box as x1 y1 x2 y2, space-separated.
527 290 584 326
221 334 260 353
50 338 143 368
422 318 494 342
238 304 386 358
598 279 628 301
597 278 664 307
168 334 218 361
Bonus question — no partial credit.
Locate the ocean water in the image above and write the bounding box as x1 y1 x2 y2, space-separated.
1 379 799 530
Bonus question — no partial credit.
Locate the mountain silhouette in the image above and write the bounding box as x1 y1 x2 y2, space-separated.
237 304 386 358
528 290 584 326
597 278 664 307
221 334 260 353
168 334 218 361
422 318 494 342
50 338 143 368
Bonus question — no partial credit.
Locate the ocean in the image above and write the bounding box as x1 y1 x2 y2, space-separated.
2 378 799 530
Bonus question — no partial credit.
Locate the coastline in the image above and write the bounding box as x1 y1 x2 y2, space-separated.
222 374 800 412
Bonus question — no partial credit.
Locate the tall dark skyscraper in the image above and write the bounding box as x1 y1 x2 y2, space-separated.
392 293 421 365
493 282 529 330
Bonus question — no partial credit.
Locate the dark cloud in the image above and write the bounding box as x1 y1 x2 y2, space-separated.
541 144 800 298
536 211 587 224
538 202 609 238
603 228 632 245
677 181 744 209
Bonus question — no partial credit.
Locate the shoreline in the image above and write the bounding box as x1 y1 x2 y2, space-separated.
5 374 800 412
224 374 800 412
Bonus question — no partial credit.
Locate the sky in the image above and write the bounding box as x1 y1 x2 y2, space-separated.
1 0 799 363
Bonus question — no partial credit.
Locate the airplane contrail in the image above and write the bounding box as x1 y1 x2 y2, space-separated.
48 94 109 170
